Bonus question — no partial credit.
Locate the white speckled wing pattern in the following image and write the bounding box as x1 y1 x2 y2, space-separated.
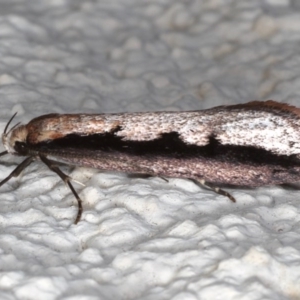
3 100 300 223
21 100 300 157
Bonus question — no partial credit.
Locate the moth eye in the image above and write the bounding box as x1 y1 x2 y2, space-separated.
14 141 28 155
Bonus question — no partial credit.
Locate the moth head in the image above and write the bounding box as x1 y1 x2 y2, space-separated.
2 113 28 155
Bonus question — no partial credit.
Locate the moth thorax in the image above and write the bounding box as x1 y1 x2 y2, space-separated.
2 125 28 154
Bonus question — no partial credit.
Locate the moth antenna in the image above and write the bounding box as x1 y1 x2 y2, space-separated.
3 112 18 135
7 122 21 136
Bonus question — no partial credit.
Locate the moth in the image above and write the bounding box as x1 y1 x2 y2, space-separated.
1 100 300 224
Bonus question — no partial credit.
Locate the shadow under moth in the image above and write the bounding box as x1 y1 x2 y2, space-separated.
1 100 300 223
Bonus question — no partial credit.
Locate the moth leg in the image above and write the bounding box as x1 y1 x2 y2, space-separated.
39 155 83 224
159 176 168 182
191 178 236 203
0 150 8 157
0 156 35 187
